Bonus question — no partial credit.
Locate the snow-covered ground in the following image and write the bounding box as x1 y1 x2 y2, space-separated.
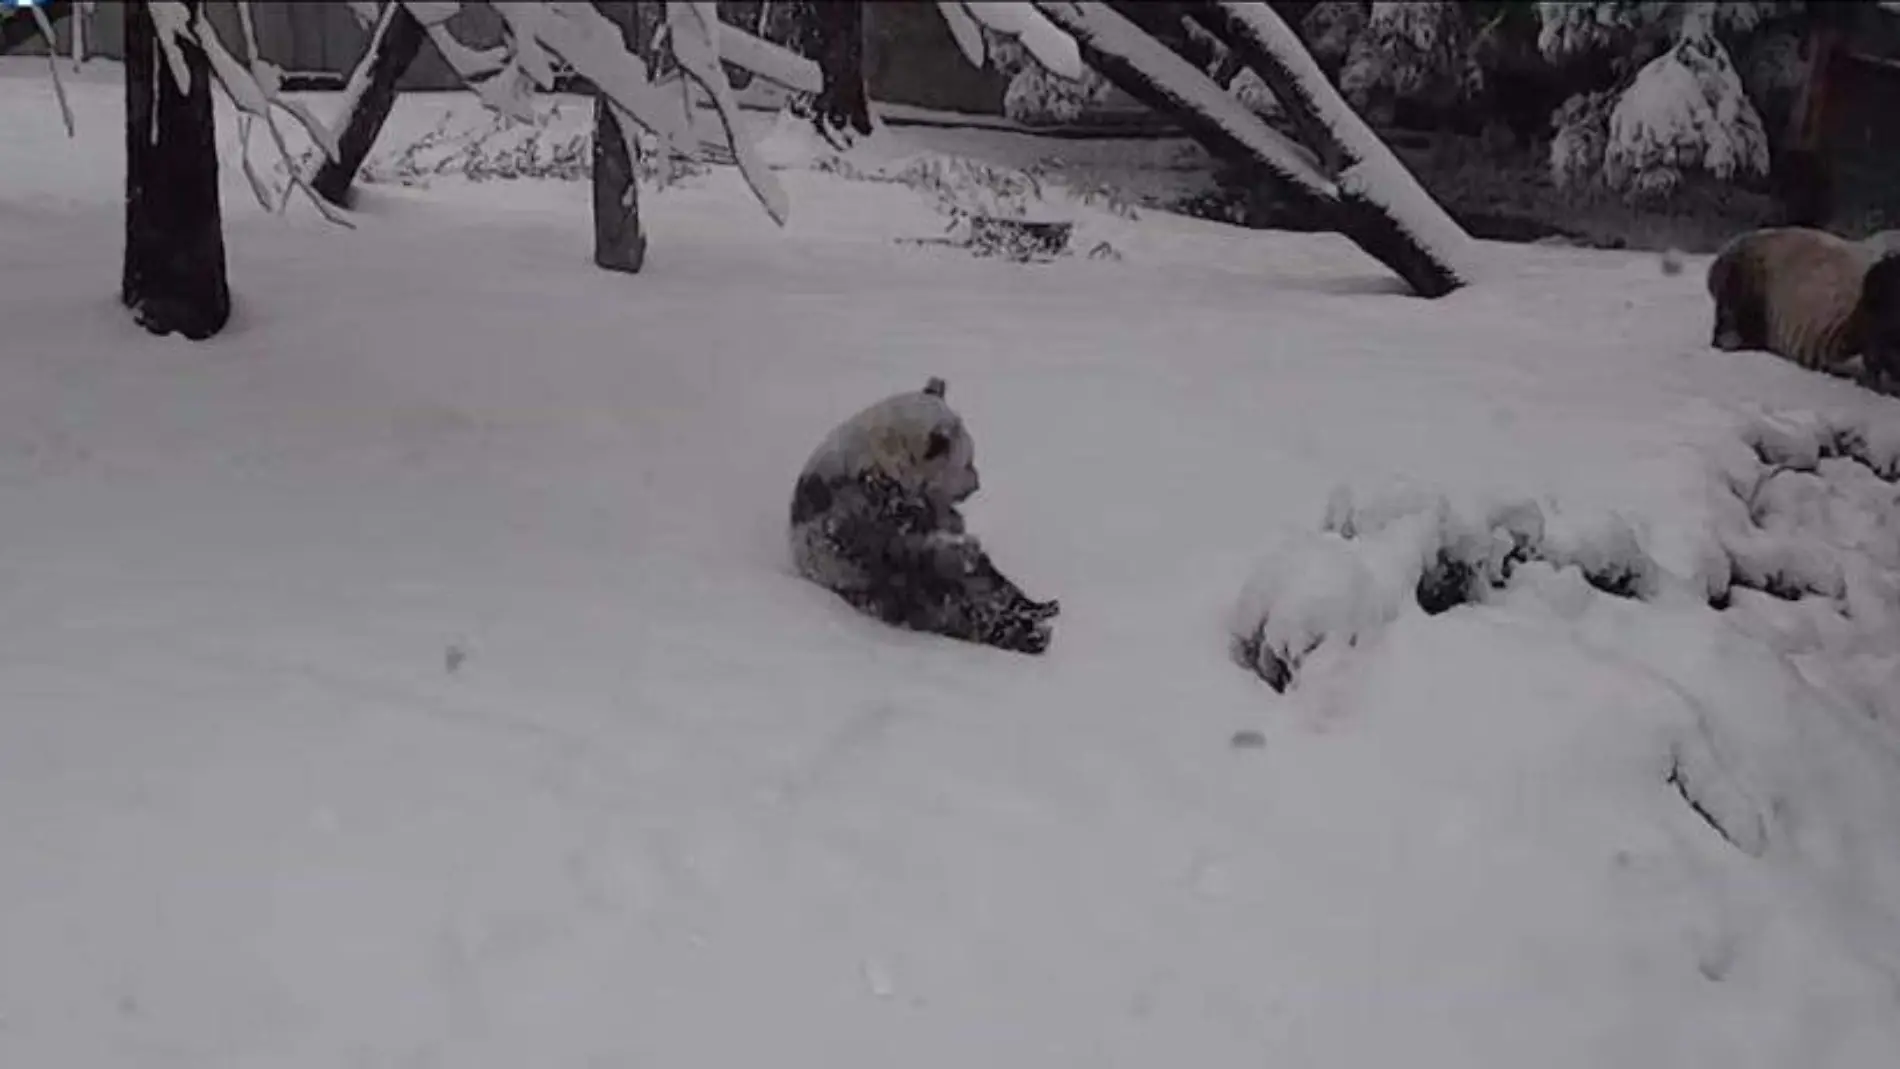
3 58 1900 1068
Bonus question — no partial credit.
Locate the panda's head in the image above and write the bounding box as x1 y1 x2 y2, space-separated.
828 377 978 506
1860 254 1900 379
898 377 979 505
1705 238 1757 351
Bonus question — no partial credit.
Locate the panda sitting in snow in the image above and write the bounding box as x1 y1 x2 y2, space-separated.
789 378 1059 655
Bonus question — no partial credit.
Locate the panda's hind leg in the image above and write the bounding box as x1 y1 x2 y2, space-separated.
847 549 1057 655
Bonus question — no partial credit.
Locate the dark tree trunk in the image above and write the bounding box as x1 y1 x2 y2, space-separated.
804 0 871 143
122 0 230 341
592 0 647 273
1775 27 1839 227
0 0 72 54
312 2 426 208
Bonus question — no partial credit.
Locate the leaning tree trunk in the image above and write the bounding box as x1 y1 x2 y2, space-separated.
122 0 230 340
312 2 427 207
804 0 871 145
1187 1 1474 297
592 0 647 273
1038 1 1470 297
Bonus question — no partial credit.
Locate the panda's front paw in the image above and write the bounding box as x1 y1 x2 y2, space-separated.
989 608 1054 655
1013 620 1053 655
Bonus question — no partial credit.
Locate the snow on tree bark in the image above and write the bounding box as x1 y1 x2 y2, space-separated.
592 0 646 274
313 1 427 208
1186 2 1477 296
122 0 230 341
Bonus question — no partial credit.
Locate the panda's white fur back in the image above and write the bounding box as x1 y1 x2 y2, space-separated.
1713 227 1879 371
802 391 956 486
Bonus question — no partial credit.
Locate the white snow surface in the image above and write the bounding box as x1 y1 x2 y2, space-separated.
4 61 1900 1068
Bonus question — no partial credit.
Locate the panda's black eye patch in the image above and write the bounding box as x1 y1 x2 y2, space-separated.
924 430 952 460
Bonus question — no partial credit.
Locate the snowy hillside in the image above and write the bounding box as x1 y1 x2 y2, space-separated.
3 59 1900 1068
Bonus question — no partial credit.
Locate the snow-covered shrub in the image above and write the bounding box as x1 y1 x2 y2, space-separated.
1705 408 1900 727
1535 1 1672 67
1232 486 1660 691
1603 11 1769 200
1536 1 1799 199
285 102 706 191
986 34 1116 126
1300 1 1369 74
1550 90 1617 191
1004 62 1117 125
1337 2 1483 123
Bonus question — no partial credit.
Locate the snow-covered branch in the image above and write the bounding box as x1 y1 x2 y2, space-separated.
407 1 792 224
954 2 1085 80
25 0 73 136
1029 2 1332 192
1198 2 1477 288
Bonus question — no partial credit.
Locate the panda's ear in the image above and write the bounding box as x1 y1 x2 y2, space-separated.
924 429 952 460
924 377 947 398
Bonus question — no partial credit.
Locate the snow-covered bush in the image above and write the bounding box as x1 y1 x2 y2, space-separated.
1538 1 1799 199
1337 2 1483 123
999 42 1117 125
1549 89 1617 190
1602 9 1770 199
296 102 707 190
1232 486 1660 692
1300 1 1369 73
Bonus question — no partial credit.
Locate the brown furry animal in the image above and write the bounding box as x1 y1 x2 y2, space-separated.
1707 227 1900 392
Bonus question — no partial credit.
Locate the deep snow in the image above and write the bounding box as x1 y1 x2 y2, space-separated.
3 58 1900 1068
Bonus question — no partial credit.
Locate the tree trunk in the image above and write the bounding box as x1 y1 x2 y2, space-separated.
1183 1 1471 296
0 0 72 55
1775 27 1839 227
1036 2 1467 297
805 0 871 144
312 2 426 208
592 2 647 273
122 0 230 341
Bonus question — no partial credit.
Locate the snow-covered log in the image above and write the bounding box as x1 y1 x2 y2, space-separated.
122 0 229 341
592 1 646 274
313 2 427 208
1188 1 1478 296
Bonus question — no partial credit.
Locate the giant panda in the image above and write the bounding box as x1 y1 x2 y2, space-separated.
1706 226 1900 392
1858 253 1900 393
789 377 1060 654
